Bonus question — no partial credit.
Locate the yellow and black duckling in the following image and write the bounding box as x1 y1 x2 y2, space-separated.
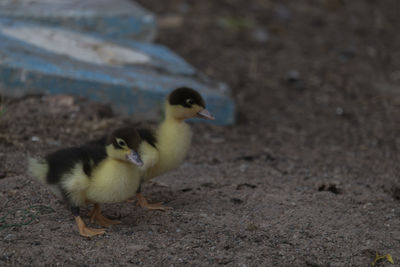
29 127 144 237
135 87 215 210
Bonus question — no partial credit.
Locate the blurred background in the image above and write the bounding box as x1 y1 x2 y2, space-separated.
0 0 399 266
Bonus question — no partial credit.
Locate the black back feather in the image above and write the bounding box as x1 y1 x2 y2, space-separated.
45 145 107 184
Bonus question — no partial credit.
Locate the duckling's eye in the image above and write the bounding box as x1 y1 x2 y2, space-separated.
116 138 127 148
186 98 195 106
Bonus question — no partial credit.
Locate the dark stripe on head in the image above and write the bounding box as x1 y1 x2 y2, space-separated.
168 87 205 108
106 127 141 151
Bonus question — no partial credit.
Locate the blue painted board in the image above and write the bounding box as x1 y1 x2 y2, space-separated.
0 0 156 42
0 22 235 125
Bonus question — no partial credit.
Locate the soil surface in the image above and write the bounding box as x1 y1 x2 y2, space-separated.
1 0 400 266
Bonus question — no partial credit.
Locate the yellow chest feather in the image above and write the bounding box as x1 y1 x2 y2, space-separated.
149 120 192 178
86 159 141 203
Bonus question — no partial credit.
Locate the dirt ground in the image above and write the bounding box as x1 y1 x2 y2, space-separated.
1 0 400 266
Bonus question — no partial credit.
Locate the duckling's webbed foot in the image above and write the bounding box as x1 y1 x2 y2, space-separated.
136 193 172 211
88 203 121 227
72 207 105 237
75 216 106 237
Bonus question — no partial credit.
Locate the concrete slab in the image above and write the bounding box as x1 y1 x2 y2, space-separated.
0 21 235 125
0 0 156 42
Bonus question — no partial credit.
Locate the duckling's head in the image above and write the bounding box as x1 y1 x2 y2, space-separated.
165 87 215 121
106 127 143 166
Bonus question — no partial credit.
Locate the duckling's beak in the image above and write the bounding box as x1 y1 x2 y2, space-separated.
197 108 215 120
126 150 144 166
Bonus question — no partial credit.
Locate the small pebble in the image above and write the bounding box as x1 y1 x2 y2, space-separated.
252 27 269 43
274 5 292 21
231 198 244 204
285 70 300 82
239 164 248 172
335 107 344 115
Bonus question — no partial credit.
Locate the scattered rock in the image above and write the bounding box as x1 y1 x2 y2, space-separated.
31 136 40 142
318 183 341 194
90 103 114 119
246 223 258 232
235 153 276 162
274 4 292 21
284 70 306 90
181 188 192 192
216 257 233 265
239 164 248 172
335 107 344 116
339 47 356 61
231 197 244 204
236 183 257 190
392 187 400 201
158 14 184 29
285 70 301 83
219 16 254 32
305 259 324 267
126 245 146 252
0 254 13 262
201 182 217 189
252 27 269 43
44 94 75 107
31 241 41 246
237 155 257 161
211 158 221 165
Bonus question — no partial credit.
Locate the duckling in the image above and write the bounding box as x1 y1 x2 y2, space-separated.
135 87 215 210
28 127 144 237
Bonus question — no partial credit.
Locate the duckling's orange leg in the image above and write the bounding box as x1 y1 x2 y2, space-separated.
88 204 121 227
75 216 105 237
136 193 172 211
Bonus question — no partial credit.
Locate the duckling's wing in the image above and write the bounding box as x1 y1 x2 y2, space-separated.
60 145 108 206
139 141 159 172
44 146 105 184
30 145 107 206
137 128 158 168
79 145 108 174
138 128 157 148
